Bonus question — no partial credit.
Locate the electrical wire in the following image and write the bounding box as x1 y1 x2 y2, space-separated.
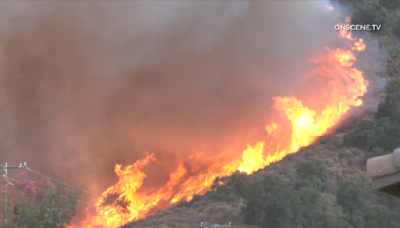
7 177 96 206
26 168 101 197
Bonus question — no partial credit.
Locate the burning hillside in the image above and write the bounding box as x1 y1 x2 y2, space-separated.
69 8 369 228
0 1 380 228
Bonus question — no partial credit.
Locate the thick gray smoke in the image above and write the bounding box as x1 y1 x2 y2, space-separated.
0 0 363 200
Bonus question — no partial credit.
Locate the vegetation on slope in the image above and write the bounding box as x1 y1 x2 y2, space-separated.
111 1 400 228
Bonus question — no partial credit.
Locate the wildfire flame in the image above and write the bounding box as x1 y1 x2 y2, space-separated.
338 17 366 51
70 14 368 228
352 39 366 51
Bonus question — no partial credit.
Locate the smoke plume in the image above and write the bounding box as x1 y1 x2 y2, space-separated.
0 1 378 203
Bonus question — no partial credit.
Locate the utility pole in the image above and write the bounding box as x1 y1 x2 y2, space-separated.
1 162 27 227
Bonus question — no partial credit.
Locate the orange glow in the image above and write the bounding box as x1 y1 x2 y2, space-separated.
70 14 369 228
327 5 334 11
265 122 279 136
352 38 366 51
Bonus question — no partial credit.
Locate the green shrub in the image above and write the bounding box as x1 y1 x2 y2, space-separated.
386 78 400 93
380 0 400 11
385 64 400 78
296 158 329 182
241 175 299 228
363 205 391 228
240 175 323 228
0 174 81 228
337 179 365 215
337 0 365 9
344 92 400 156
351 4 389 36
313 211 353 228
375 94 400 122
343 118 400 152
208 185 239 203
365 147 389 161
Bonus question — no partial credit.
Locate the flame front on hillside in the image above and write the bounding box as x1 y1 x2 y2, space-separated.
70 7 369 228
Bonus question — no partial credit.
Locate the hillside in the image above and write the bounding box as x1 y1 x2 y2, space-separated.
122 132 378 228
123 1 400 228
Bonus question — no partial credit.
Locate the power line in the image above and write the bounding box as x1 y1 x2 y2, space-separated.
26 167 101 197
7 177 96 206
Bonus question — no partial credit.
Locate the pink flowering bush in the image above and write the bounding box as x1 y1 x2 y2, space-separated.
6 172 81 228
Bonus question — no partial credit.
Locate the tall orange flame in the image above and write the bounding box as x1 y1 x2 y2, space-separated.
70 15 368 228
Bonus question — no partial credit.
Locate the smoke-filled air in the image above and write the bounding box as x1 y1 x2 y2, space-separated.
0 1 380 227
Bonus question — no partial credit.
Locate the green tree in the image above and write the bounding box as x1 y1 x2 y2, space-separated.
337 0 365 9
387 204 400 227
295 187 321 227
380 0 400 11
375 94 400 123
343 117 400 153
337 179 366 228
393 21 400 38
313 211 353 228
11 177 80 228
363 205 391 228
208 184 239 203
229 173 264 199
313 193 353 228
343 119 379 151
386 78 400 93
351 4 389 35
343 93 400 153
241 176 324 228
365 147 389 162
297 158 329 182
348 209 366 228
241 175 300 228
295 158 329 192
337 179 365 214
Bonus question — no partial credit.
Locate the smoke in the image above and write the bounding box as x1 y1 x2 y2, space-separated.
0 0 374 201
